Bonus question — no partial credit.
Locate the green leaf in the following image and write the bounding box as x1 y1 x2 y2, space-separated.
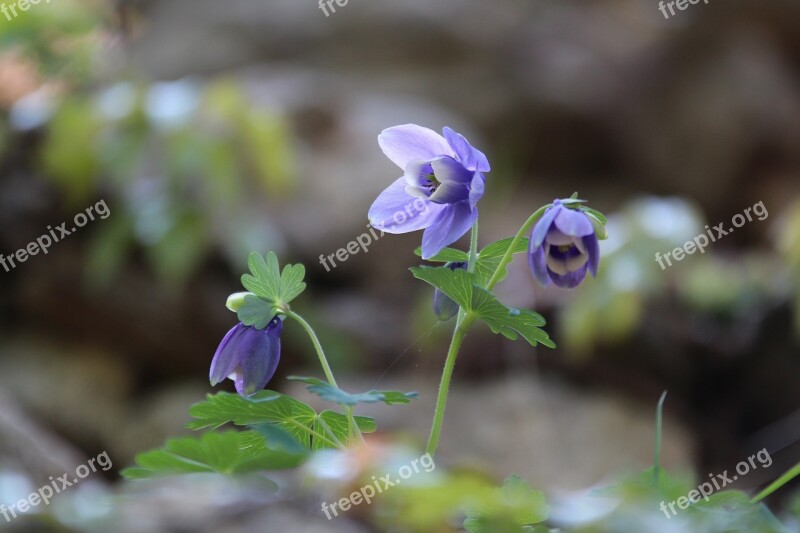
473 237 530 286
471 288 554 348
287 376 419 406
241 251 306 306
187 391 375 450
241 251 281 299
414 246 469 263
237 252 306 328
237 294 279 329
121 430 305 479
410 266 554 348
410 266 475 310
580 206 608 225
313 411 377 451
464 474 549 532
478 238 530 259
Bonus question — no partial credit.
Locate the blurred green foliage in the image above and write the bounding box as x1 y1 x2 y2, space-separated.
1 2 297 288
560 196 797 355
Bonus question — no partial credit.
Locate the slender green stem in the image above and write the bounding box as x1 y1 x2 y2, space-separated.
286 310 364 444
426 222 480 456
467 219 479 274
484 205 549 291
751 461 800 503
286 310 338 386
654 391 668 485
426 313 476 456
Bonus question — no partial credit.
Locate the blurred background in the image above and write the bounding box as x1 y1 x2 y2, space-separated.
0 0 799 530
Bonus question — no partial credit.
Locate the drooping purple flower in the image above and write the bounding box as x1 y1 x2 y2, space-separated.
433 261 467 321
528 199 600 289
368 124 490 259
209 317 283 397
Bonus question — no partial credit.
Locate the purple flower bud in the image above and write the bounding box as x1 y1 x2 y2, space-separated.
433 262 468 321
209 317 282 397
528 200 600 289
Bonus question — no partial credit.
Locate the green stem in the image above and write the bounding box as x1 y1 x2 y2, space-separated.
484 205 549 291
751 461 800 503
425 314 476 456
654 391 668 485
286 310 364 444
286 310 338 386
426 221 480 456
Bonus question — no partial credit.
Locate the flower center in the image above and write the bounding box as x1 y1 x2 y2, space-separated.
423 172 440 194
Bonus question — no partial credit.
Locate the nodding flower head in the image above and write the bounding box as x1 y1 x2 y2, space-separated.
528 200 600 289
368 124 490 260
209 317 283 397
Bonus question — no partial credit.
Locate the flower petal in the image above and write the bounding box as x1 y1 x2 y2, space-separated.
369 177 444 233
544 228 574 247
443 127 490 172
469 173 485 210
547 244 588 274
209 323 245 386
531 203 562 248
554 206 594 237
583 234 600 277
547 262 589 289
429 181 470 204
420 202 478 259
430 156 474 184
528 244 551 287
238 320 283 396
378 125 454 170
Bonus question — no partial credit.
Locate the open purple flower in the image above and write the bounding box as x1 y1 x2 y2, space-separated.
368 124 490 259
528 199 599 289
209 317 283 397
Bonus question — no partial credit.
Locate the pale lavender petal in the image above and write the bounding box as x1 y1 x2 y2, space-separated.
430 156 474 184
548 263 589 289
546 244 588 275
543 228 574 246
378 125 454 170
554 206 594 237
209 323 245 385
528 244 551 287
368 177 444 233
469 173 484 210
584 234 600 276
429 180 469 204
443 127 491 172
420 202 477 259
531 204 562 248
404 160 434 189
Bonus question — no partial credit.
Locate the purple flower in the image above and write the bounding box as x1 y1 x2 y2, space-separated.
209 318 283 397
433 261 467 321
368 124 490 259
528 200 600 289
